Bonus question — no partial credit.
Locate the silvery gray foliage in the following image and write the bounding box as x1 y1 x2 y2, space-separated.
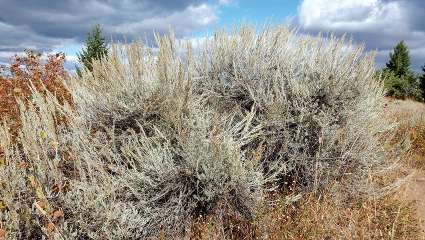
195 26 391 190
0 25 396 239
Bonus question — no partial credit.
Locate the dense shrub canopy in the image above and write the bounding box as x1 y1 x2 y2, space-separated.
0 26 397 239
382 70 422 100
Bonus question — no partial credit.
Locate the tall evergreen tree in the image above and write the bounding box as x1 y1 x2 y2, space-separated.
77 24 108 74
420 64 425 99
385 41 411 77
382 41 423 100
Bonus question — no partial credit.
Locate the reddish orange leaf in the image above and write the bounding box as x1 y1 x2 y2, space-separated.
0 228 6 239
52 210 64 219
45 222 55 233
18 161 30 169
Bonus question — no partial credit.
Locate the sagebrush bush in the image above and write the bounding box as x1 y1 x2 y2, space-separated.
195 27 393 191
0 25 398 239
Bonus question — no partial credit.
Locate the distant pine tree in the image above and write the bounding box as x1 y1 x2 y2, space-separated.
385 41 411 78
382 41 423 100
420 65 425 100
77 24 108 75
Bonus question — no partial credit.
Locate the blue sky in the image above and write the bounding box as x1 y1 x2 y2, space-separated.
0 0 424 71
51 0 303 68
211 0 299 29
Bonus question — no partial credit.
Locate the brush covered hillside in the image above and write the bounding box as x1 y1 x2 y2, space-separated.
0 26 423 239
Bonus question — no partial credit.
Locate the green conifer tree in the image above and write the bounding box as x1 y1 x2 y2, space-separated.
420 64 425 100
77 24 108 75
382 41 424 100
385 41 411 77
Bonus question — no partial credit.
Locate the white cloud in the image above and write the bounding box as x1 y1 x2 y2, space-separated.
64 55 79 63
109 4 217 36
298 0 425 71
299 0 406 33
0 0 221 70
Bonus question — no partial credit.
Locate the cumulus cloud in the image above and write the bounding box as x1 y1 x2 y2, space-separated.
299 0 406 33
109 4 216 36
0 0 220 65
298 0 425 71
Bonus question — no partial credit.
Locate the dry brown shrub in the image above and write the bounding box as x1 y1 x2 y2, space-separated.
0 50 71 139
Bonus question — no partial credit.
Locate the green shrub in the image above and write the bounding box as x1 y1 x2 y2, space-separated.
420 65 425 100
382 70 422 100
382 41 423 101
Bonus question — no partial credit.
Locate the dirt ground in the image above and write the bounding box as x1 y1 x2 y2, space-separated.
406 172 425 238
386 98 425 238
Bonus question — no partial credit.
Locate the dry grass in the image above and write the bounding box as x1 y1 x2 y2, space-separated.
189 183 421 240
385 98 425 169
256 189 420 240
